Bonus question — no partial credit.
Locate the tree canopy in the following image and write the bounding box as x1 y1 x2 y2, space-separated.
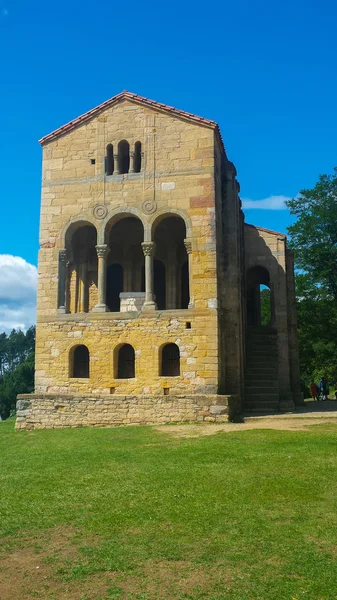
287 168 337 387
287 168 337 299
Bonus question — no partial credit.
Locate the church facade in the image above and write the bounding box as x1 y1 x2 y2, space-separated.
16 92 301 430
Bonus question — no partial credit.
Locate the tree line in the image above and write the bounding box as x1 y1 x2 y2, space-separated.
0 327 35 419
287 167 337 387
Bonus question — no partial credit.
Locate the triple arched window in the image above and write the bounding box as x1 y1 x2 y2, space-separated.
105 141 142 176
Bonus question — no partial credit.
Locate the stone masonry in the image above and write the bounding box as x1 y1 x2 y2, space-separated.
16 91 301 430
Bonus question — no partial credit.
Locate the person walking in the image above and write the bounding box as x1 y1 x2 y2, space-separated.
310 381 318 401
318 377 329 401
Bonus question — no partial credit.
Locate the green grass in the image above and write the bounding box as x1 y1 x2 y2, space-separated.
1 419 337 599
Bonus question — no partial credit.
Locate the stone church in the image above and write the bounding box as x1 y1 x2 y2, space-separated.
16 91 302 430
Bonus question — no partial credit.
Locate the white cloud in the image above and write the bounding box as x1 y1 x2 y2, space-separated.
242 195 291 210
0 255 37 333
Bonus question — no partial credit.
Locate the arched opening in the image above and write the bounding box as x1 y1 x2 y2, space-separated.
246 266 273 326
65 224 98 313
134 141 142 173
153 216 188 309
154 259 166 310
106 216 144 311
116 344 135 379
118 140 130 174
71 345 89 378
105 143 114 176
160 343 180 376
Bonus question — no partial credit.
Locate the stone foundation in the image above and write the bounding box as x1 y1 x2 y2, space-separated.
15 393 240 430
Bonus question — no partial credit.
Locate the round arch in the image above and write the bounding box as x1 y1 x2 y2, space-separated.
69 344 90 378
114 343 136 379
149 208 192 241
102 206 146 243
62 217 98 248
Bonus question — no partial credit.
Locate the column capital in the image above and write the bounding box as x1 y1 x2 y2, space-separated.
141 242 156 257
184 239 192 254
95 244 109 259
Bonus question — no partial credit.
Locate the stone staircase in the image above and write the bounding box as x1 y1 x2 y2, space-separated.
244 327 279 412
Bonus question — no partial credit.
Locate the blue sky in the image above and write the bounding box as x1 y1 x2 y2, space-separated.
0 0 336 329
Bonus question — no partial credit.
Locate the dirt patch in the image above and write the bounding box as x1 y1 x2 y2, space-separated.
155 417 337 438
0 529 232 600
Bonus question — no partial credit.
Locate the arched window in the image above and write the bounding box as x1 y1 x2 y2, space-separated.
161 343 180 376
116 344 135 379
134 141 142 173
105 143 114 176
71 345 89 378
246 266 273 327
118 140 130 174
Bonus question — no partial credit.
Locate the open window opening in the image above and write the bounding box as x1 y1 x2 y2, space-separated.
246 266 273 327
160 343 180 376
105 143 114 175
118 140 130 174
116 344 135 379
71 345 90 378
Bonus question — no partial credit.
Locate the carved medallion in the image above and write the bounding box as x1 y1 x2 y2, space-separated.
93 204 108 220
142 199 157 215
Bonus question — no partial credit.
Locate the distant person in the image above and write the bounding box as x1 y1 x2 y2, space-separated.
318 377 329 401
310 381 318 401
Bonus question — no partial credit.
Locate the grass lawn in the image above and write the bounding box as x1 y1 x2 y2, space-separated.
1 419 337 600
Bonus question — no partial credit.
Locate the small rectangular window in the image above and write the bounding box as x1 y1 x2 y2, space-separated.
90 158 96 165
163 387 170 396
186 322 191 329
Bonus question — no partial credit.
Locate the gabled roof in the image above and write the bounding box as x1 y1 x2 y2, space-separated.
38 90 226 152
245 223 286 238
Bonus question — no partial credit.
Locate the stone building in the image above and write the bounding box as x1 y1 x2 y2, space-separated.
16 91 301 430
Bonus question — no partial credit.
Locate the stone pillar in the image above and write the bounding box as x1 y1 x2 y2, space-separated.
58 249 69 313
184 239 194 309
273 237 295 411
129 151 134 173
141 242 157 310
113 154 119 175
93 245 109 312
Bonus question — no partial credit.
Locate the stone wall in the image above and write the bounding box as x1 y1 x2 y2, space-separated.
16 393 240 430
36 97 220 398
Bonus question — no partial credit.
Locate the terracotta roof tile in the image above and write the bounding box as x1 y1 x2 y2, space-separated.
38 90 226 154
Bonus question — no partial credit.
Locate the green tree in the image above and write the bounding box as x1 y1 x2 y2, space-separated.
287 170 337 387
0 327 35 419
287 168 337 299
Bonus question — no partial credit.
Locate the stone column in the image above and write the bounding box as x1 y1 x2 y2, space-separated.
184 239 194 309
58 249 69 313
129 151 134 173
93 245 109 312
113 154 119 175
141 242 157 310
